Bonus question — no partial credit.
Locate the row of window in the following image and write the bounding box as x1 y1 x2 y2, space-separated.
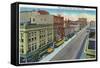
47 32 52 35
20 29 52 38
28 32 36 37
32 18 48 22
40 34 45 39
20 34 52 43
39 30 45 34
28 37 36 42
20 37 53 54
28 41 46 53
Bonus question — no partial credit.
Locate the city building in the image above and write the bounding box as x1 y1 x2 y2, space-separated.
19 10 95 62
78 18 87 29
20 11 32 23
84 20 96 58
64 19 80 41
31 10 53 24
19 10 54 63
53 15 64 47
20 10 53 24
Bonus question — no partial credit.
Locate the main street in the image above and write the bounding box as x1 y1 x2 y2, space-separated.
40 26 88 62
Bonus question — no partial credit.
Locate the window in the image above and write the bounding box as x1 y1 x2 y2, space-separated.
28 39 31 42
21 33 23 37
43 41 45 45
44 18 46 21
34 32 36 36
31 32 33 36
39 44 42 48
32 38 33 41
34 32 36 35
34 37 36 40
40 35 42 39
88 41 95 50
32 46 34 51
20 45 24 54
34 45 37 49
21 45 23 47
89 32 95 38
21 48 24 54
33 18 35 22
21 39 23 42
31 31 36 37
28 46 31 52
20 48 24 54
28 32 31 37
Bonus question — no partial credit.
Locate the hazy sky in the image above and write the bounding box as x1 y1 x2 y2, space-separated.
20 7 96 16
20 5 96 21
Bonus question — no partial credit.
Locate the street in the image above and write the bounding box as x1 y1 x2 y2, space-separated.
40 26 88 62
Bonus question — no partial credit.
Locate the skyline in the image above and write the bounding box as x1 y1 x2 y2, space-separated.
20 7 96 21
20 7 96 15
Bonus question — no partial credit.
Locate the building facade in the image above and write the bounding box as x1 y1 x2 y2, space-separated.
53 15 64 47
64 19 80 41
78 18 87 29
19 10 54 63
84 20 96 58
19 23 54 62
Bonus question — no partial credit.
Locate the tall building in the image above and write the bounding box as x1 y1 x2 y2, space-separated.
19 10 54 63
53 15 64 47
20 10 53 24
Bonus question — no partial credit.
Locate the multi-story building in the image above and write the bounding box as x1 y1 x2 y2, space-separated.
53 15 64 47
64 19 70 40
20 10 53 24
19 10 54 63
77 18 87 29
64 19 80 40
90 21 96 28
84 20 96 58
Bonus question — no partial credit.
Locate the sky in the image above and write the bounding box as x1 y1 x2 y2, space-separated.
20 7 96 15
19 5 96 21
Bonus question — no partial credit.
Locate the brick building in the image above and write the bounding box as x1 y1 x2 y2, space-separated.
53 15 64 47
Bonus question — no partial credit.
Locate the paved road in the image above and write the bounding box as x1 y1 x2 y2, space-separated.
50 27 87 61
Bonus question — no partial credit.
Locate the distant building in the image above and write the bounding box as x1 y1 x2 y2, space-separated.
84 21 96 58
90 21 96 28
68 20 80 32
78 18 87 29
64 19 80 40
37 10 49 15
